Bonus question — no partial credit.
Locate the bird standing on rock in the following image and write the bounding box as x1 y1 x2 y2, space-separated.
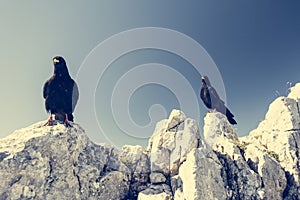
43 56 79 127
200 76 237 125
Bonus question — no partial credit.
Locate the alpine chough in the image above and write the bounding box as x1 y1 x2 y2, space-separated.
43 56 79 127
200 76 237 125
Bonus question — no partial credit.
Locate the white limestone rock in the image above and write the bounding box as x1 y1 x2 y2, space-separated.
98 171 130 199
241 96 300 183
138 192 172 200
119 145 147 173
288 82 300 100
203 112 240 159
243 145 287 199
179 147 227 200
240 83 300 197
138 184 172 200
165 109 186 131
259 97 300 131
147 109 201 176
204 112 238 146
173 190 184 200
119 145 150 199
150 172 166 184
0 122 130 200
203 112 263 199
2 81 300 200
171 175 183 200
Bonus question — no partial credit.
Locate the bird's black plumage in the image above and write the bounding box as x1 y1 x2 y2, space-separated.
200 76 237 125
43 56 79 126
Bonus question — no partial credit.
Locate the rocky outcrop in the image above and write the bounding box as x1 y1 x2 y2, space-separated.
0 122 131 199
205 113 287 199
240 83 300 198
1 84 300 199
146 110 201 176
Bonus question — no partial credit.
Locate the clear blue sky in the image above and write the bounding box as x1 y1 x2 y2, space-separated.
1 1 300 148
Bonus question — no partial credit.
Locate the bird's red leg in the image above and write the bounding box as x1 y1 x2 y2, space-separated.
44 114 53 126
209 108 217 113
64 114 72 127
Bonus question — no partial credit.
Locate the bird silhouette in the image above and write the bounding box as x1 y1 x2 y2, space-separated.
43 56 79 127
200 76 237 125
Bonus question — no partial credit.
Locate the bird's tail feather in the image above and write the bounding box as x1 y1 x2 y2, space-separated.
68 113 74 122
226 108 237 125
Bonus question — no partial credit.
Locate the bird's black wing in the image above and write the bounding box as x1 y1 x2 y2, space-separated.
207 86 224 107
43 80 50 99
209 86 237 124
200 86 211 108
72 80 79 112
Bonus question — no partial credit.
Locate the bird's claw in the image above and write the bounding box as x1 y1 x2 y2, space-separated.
44 114 54 126
64 122 72 127
43 120 53 126
209 108 217 113
63 114 72 127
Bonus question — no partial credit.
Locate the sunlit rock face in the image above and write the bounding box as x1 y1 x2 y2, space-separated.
1 82 300 199
240 83 300 198
0 122 130 199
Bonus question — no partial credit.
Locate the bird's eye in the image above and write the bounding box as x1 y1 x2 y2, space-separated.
53 58 60 63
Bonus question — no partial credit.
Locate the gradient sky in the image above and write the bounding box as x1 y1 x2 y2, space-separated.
1 1 300 148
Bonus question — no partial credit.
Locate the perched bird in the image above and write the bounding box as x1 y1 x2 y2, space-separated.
43 56 79 127
200 76 237 125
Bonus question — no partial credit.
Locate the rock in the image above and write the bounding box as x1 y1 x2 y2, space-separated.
150 172 166 184
203 112 286 199
0 122 130 200
2 81 300 200
138 184 172 200
147 109 201 176
217 152 262 199
203 112 240 159
241 99 300 172
170 175 183 199
240 83 300 198
119 145 150 199
204 112 238 147
138 192 172 200
98 171 130 199
257 97 300 131
140 109 203 199
120 145 144 171
288 82 300 100
173 189 184 200
165 109 186 131
183 111 261 199
242 144 287 199
179 147 227 200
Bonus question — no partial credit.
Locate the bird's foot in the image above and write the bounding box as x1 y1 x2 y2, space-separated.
64 121 72 127
44 119 53 126
64 114 72 127
44 114 53 126
209 108 217 113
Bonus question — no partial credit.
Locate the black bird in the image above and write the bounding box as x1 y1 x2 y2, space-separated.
200 76 237 125
43 56 79 127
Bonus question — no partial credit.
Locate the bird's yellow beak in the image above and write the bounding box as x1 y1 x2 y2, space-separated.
201 76 205 80
53 58 60 63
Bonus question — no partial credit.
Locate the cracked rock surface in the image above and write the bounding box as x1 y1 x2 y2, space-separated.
240 83 300 198
0 122 130 199
1 83 300 199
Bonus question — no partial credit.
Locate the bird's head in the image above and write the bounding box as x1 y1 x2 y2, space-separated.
201 76 211 86
53 56 66 67
52 56 69 76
